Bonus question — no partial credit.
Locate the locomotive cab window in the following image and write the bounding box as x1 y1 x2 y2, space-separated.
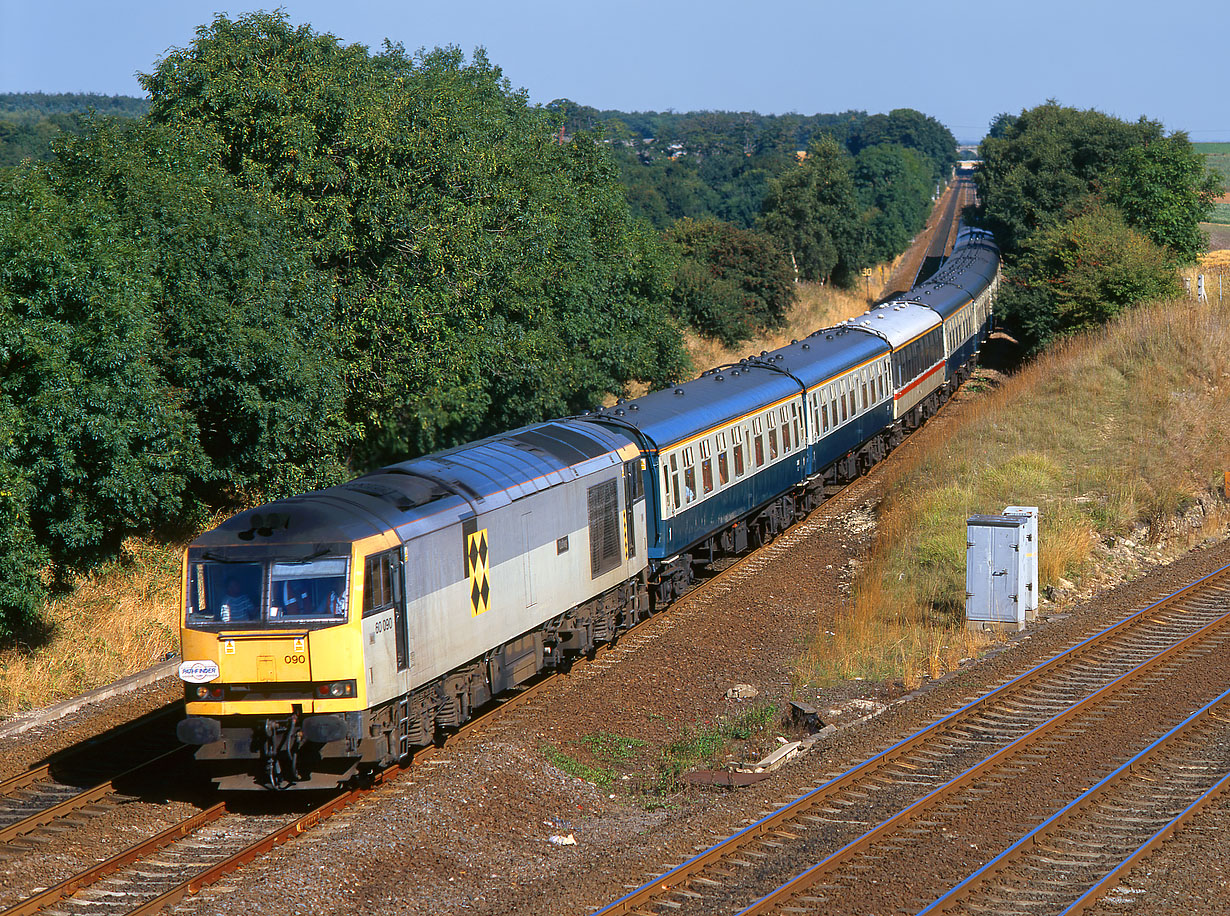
187 562 263 626
361 551 402 618
274 558 349 621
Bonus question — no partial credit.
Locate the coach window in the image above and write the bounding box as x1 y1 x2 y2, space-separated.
754 433 764 467
768 427 778 460
849 387 857 417
662 465 673 512
700 440 714 494
862 375 869 410
840 385 848 422
821 402 830 432
670 452 681 509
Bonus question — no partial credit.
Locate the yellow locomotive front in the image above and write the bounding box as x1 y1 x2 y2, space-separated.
176 504 393 790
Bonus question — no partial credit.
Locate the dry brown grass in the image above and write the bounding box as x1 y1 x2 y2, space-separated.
0 538 186 716
797 299 1230 690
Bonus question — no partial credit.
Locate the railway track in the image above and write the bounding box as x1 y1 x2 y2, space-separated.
0 705 187 850
0 306 990 915
0 518 827 916
592 562 1230 916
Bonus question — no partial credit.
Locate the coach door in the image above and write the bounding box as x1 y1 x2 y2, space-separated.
624 459 642 559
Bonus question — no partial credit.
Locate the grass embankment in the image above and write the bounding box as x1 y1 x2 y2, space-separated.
797 300 1230 691
0 539 183 715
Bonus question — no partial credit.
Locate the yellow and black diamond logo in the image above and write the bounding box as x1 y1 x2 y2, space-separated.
466 528 490 616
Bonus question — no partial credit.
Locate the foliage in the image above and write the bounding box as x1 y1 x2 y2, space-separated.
0 399 47 637
0 166 203 579
47 119 352 502
666 219 795 345
760 136 866 285
976 102 1216 350
847 108 957 184
1001 205 1178 349
547 102 956 238
0 95 149 167
658 703 778 786
142 13 687 465
1108 135 1220 263
811 301 1230 689
853 144 934 263
976 102 1165 256
0 93 149 119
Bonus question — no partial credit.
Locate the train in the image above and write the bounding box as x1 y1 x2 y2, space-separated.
175 226 1000 789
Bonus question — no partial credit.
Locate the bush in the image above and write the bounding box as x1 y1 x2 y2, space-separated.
1004 204 1179 351
666 218 795 346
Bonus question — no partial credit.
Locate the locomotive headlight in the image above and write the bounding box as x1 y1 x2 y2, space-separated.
194 685 224 700
196 686 210 699
316 680 356 698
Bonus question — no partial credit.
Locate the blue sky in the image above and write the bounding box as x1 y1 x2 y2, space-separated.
2 0 1227 143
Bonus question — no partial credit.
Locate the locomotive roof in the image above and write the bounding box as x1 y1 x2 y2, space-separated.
582 363 801 453
189 420 634 555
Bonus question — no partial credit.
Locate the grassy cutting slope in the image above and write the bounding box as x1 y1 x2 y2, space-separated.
798 300 1230 689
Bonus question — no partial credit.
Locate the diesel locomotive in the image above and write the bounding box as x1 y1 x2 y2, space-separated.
176 227 1000 789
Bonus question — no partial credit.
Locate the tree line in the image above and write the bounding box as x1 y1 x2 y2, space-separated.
0 13 957 634
974 101 1221 351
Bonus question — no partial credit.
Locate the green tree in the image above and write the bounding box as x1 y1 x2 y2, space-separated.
760 136 865 284
1001 203 1179 350
142 12 686 465
848 108 957 183
0 398 47 637
853 144 933 262
44 119 352 503
975 102 1163 257
1108 135 1221 263
666 219 796 345
0 167 205 572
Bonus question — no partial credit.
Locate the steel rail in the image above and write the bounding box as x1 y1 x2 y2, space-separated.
0 745 191 845
1059 770 1230 916
590 562 1230 916
0 803 228 916
0 475 863 916
917 687 1230 915
125 785 374 916
0 328 988 916
0 765 52 798
0 704 184 798
734 607 1230 915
